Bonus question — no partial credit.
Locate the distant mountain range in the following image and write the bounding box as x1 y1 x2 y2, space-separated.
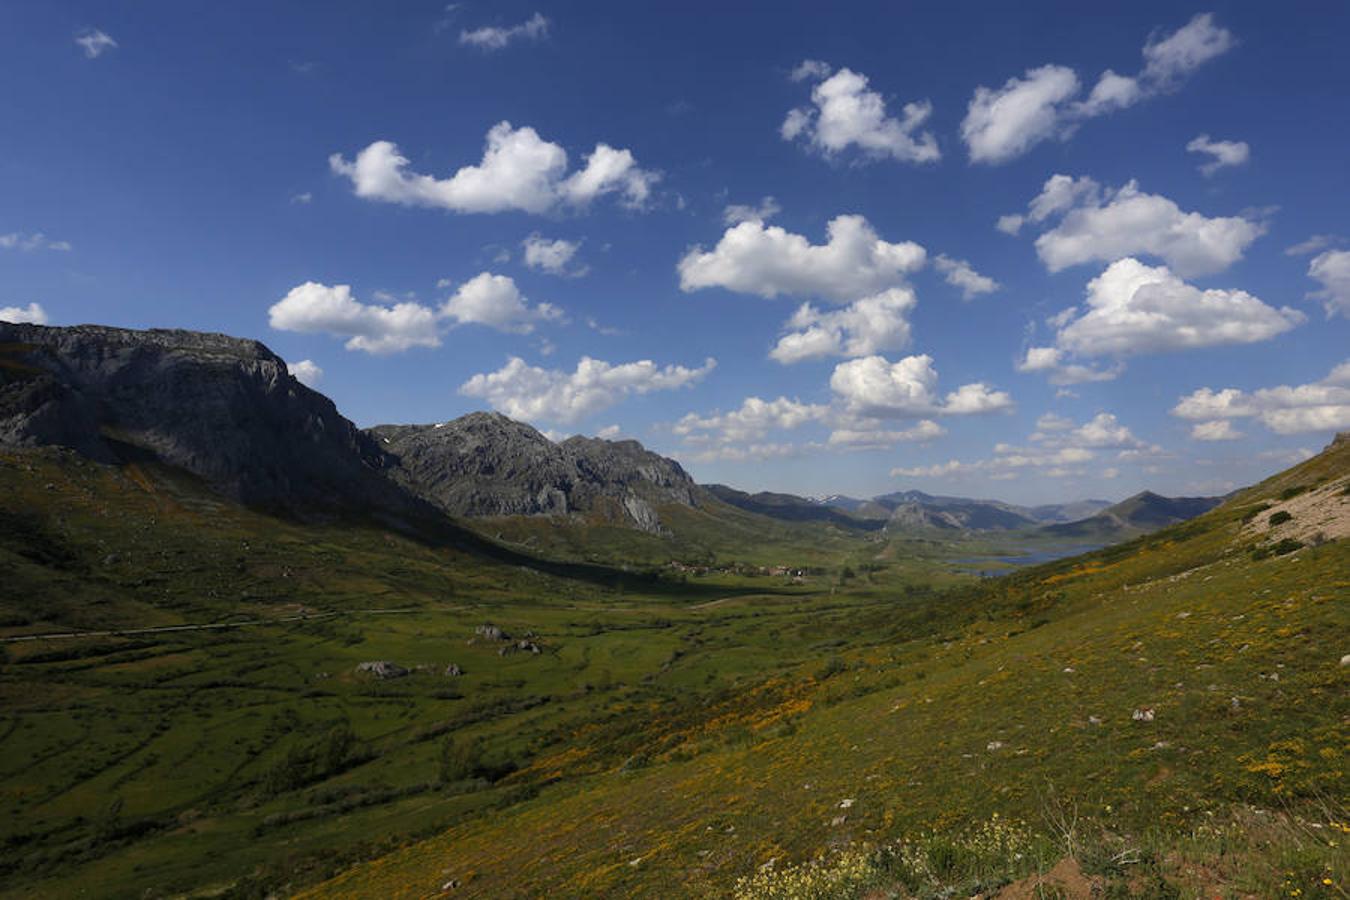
0 322 1220 546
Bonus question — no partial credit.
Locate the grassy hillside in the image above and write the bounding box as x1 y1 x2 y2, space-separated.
0 439 1345 898
298 441 1349 899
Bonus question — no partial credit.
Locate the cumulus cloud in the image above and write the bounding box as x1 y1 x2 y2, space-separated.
770 288 916 364
0 303 48 324
934 254 998 299
675 396 830 444
892 411 1152 480
460 355 716 425
782 65 940 163
0 232 72 252
1308 249 1350 317
441 272 563 333
288 359 323 388
1172 360 1350 435
1015 346 1122 385
330 121 658 215
1008 175 1264 276
961 65 1081 165
269 283 442 354
270 274 561 352
722 196 781 226
459 12 548 50
1018 258 1301 382
75 29 117 58
1190 419 1241 441
1186 134 1249 176
521 234 585 276
961 14 1234 164
829 354 1012 419
1055 258 1300 357
678 214 925 302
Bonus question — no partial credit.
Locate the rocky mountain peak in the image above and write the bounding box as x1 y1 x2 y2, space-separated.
370 413 698 532
0 322 401 514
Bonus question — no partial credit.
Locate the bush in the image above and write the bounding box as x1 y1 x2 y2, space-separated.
1268 510 1293 527
1240 503 1271 524
816 655 848 680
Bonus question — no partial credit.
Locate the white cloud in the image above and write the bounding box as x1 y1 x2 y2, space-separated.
330 121 658 215
75 29 117 59
934 254 998 299
675 396 830 443
1047 258 1303 360
1190 420 1241 441
891 411 1151 480
269 283 442 354
0 303 48 324
677 214 925 302
829 354 1012 419
942 382 1017 415
458 12 549 50
596 424 623 440
961 65 1081 165
770 288 916 364
1308 249 1350 317
682 442 805 464
789 59 832 82
1186 134 1249 176
1140 12 1236 86
521 234 585 276
290 191 313 205
995 215 1025 236
1015 346 1122 385
961 14 1234 164
441 272 563 333
1172 360 1350 435
1014 175 1264 276
782 66 939 164
461 355 716 425
271 274 561 353
288 359 323 387
0 232 72 252
827 419 945 449
722 196 781 226
1285 234 1339 257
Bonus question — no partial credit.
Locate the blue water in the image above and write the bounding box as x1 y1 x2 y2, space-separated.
952 544 1102 577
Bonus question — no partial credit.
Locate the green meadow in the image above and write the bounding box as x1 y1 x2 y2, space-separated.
1 442 1347 898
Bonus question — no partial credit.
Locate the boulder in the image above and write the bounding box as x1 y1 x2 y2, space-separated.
356 660 408 679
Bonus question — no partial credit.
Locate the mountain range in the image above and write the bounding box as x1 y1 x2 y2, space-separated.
0 322 1216 545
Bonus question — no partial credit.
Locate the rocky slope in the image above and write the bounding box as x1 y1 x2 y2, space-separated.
369 413 700 533
0 323 405 514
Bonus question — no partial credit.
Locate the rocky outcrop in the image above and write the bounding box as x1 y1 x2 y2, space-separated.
356 661 409 679
0 323 406 515
370 413 699 533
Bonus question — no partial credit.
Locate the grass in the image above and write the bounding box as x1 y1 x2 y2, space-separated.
0 441 1346 898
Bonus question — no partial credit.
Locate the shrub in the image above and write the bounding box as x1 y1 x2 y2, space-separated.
1240 503 1271 524
816 655 848 680
1268 510 1293 527
1279 485 1309 501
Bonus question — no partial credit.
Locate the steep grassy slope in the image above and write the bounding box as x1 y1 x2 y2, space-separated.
301 441 1349 899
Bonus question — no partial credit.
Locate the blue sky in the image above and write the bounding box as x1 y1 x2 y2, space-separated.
3 1 1349 503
